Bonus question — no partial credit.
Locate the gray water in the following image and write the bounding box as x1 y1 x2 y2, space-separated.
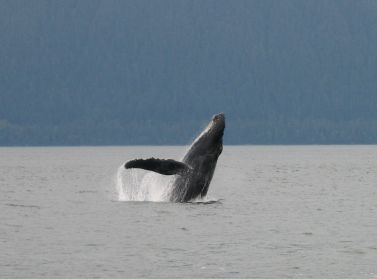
1 146 377 279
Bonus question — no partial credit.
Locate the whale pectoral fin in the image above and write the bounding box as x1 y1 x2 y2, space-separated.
125 158 191 175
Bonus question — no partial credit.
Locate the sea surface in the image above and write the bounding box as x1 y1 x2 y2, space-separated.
1 146 377 279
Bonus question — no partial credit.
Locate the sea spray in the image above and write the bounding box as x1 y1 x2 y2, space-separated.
116 165 127 201
116 164 173 202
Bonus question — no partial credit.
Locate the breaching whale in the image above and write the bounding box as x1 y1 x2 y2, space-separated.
125 113 225 202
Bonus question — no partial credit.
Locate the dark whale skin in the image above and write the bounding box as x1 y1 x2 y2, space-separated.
125 113 225 202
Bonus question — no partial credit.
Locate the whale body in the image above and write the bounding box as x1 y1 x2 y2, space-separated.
125 113 225 202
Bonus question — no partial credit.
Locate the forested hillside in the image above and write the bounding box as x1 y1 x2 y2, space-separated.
1 1 377 145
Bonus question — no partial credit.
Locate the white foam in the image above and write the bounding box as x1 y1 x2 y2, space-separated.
115 165 173 202
116 165 127 201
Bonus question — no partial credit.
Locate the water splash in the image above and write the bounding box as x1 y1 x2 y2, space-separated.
116 165 221 203
116 165 173 202
188 197 223 204
116 165 127 201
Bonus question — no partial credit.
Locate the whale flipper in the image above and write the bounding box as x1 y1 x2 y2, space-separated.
125 158 191 175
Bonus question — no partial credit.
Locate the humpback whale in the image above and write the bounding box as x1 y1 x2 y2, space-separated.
125 113 225 202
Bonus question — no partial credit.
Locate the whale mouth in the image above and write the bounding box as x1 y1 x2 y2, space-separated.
197 113 225 141
213 113 225 126
189 112 225 150
212 112 225 123
211 113 225 136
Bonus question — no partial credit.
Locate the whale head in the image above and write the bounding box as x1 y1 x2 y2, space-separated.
188 113 225 157
210 112 225 141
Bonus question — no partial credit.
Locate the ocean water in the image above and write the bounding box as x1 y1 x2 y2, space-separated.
1 146 377 279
